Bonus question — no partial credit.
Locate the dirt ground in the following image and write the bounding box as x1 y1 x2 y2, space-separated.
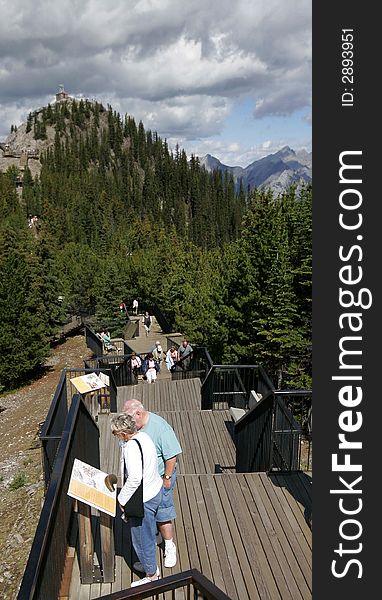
0 333 92 600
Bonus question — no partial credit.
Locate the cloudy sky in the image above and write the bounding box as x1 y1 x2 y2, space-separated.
0 0 311 167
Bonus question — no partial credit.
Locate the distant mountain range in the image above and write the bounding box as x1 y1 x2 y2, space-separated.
199 146 312 195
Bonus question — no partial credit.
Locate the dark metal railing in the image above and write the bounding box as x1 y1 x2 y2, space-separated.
39 371 68 491
85 324 103 356
234 390 312 473
271 391 312 472
171 346 214 383
201 364 274 410
140 301 173 334
66 367 118 414
85 353 143 387
166 333 183 350
97 568 232 600
17 395 100 600
40 368 116 489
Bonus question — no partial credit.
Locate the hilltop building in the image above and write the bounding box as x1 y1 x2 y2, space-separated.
55 84 69 102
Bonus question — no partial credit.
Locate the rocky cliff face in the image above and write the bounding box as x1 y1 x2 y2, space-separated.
200 146 312 194
0 114 52 179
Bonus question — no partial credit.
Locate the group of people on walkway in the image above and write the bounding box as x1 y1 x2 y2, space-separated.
129 339 194 384
110 398 182 587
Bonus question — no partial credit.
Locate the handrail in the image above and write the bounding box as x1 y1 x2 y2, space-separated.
85 353 143 387
234 389 312 472
66 367 118 412
171 345 213 383
97 568 232 599
39 366 117 490
201 364 273 410
139 301 173 334
85 324 103 356
17 394 100 600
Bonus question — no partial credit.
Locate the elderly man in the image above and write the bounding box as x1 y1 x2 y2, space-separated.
152 340 165 363
123 398 182 569
178 339 193 370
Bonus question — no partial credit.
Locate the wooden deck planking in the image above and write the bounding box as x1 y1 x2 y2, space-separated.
222 474 283 600
270 473 312 549
255 473 312 598
98 408 236 478
243 473 301 600
69 472 311 600
70 361 311 600
117 378 202 412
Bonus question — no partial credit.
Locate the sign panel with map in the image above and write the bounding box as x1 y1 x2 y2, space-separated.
67 458 117 516
69 372 108 394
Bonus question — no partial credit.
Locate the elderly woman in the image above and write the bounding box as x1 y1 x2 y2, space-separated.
110 413 162 586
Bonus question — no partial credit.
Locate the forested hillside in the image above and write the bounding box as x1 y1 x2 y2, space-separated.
0 98 311 391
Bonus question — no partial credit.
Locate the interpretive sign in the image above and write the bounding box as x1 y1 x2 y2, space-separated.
68 458 117 516
70 372 108 394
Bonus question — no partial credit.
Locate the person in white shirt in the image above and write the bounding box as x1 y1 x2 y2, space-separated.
110 413 162 587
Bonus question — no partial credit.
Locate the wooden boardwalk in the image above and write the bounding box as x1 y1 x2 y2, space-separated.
68 471 312 599
68 323 312 599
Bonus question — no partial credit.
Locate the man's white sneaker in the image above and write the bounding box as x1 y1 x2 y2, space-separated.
131 566 160 586
164 542 177 568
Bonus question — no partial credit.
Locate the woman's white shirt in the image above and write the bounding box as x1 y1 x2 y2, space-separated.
118 431 162 506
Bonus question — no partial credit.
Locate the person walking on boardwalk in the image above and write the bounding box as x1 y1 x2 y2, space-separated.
142 311 152 336
130 352 142 382
110 413 162 587
152 340 165 365
123 399 182 569
142 352 159 383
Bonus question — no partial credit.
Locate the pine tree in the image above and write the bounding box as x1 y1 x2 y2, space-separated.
0 226 50 390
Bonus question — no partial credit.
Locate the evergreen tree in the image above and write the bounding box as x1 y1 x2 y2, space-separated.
0 226 50 390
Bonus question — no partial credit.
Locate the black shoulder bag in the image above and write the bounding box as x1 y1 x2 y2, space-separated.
123 438 144 518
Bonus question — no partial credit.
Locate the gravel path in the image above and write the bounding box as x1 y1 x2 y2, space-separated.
0 334 92 599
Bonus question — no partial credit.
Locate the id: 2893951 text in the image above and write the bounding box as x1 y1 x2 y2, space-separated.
341 29 354 107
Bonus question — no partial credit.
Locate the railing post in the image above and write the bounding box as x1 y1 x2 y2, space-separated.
99 511 115 582
269 394 276 471
77 500 95 584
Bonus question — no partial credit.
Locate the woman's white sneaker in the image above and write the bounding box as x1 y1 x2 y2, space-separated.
164 542 177 568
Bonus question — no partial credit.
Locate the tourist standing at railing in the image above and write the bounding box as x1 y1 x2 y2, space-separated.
178 339 193 370
132 298 139 315
142 311 152 336
123 399 182 569
165 346 178 371
110 413 162 587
